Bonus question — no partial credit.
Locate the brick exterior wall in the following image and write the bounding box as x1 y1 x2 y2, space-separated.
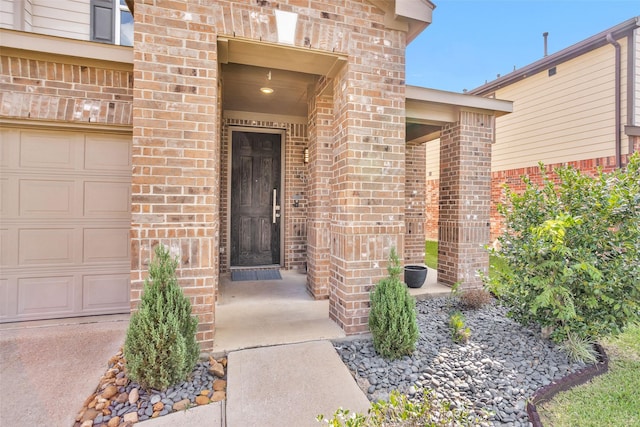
218 117 308 273
306 78 333 299
131 1 219 351
0 54 132 124
130 0 411 344
438 111 493 289
405 141 426 264
428 137 640 246
327 24 407 334
425 178 439 241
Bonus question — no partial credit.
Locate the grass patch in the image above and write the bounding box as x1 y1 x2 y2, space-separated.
538 323 640 427
424 240 438 269
424 240 506 275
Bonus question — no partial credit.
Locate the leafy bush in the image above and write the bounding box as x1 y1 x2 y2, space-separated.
124 244 199 390
485 153 640 345
368 248 419 360
460 288 493 310
449 311 471 343
317 389 477 426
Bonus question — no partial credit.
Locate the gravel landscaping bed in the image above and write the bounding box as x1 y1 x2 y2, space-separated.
334 297 588 427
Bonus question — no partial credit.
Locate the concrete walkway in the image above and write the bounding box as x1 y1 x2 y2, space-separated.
226 340 370 427
0 268 449 427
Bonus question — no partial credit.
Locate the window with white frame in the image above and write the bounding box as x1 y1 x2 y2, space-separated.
90 0 133 46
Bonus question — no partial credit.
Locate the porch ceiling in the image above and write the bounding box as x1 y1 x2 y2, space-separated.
218 37 347 118
222 63 316 117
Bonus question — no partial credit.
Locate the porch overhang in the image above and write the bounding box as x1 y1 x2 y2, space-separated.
367 0 436 43
217 36 347 79
405 86 513 143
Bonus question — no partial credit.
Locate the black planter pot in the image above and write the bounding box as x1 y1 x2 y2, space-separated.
404 265 428 288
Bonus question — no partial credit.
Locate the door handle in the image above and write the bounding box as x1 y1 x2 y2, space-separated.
272 188 281 224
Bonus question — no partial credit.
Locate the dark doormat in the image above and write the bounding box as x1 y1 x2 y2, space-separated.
231 269 282 282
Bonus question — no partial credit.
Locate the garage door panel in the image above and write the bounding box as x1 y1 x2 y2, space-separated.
19 179 75 218
84 228 130 263
19 131 80 170
85 135 132 172
83 274 130 311
0 279 9 319
0 129 18 168
84 181 131 217
1 128 131 323
0 177 8 217
17 276 74 316
19 228 75 265
0 228 12 267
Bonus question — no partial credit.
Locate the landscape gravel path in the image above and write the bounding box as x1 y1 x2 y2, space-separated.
334 297 587 427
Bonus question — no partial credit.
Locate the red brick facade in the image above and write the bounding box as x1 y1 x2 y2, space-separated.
2 0 508 349
438 112 493 289
427 137 640 246
306 78 333 299
131 1 220 350
130 0 412 344
0 54 132 124
405 141 427 264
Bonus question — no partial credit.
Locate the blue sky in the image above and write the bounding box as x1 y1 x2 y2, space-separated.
406 0 639 93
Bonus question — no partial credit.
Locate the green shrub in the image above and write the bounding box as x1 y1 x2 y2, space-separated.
449 311 471 343
485 153 640 345
124 244 199 390
317 389 477 426
368 248 419 360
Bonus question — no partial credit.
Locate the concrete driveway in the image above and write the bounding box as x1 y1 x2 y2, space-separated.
0 315 128 426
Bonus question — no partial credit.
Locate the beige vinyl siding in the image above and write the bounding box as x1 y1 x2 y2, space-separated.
0 0 14 28
31 0 90 41
0 0 32 31
24 0 32 30
492 39 629 172
425 138 440 180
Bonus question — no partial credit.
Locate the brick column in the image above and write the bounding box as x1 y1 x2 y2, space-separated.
131 2 219 351
404 140 426 264
328 50 406 334
438 111 493 289
306 79 333 299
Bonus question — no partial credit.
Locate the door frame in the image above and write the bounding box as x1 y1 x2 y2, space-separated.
227 126 286 268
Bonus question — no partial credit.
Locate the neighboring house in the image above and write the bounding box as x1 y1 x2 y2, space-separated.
0 0 511 351
425 17 640 241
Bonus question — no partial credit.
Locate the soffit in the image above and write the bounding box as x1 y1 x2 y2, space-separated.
218 37 346 117
367 0 435 43
222 63 316 117
406 86 513 143
218 37 347 78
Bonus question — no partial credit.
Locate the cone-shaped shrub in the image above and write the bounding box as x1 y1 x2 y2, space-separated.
369 248 419 359
124 244 199 390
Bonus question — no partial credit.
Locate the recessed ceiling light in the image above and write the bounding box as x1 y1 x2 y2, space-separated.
260 87 274 94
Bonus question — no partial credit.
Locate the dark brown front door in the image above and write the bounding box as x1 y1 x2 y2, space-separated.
231 131 282 266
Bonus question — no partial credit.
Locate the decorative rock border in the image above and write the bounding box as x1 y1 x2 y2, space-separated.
526 343 609 427
74 349 227 427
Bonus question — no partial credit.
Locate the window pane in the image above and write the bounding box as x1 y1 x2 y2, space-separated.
120 10 133 46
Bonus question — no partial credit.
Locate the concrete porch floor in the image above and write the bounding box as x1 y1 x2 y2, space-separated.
212 266 451 355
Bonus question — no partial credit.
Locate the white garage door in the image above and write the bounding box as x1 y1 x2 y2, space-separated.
0 127 131 322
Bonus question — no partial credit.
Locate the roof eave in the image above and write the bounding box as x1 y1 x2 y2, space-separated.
469 16 640 96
